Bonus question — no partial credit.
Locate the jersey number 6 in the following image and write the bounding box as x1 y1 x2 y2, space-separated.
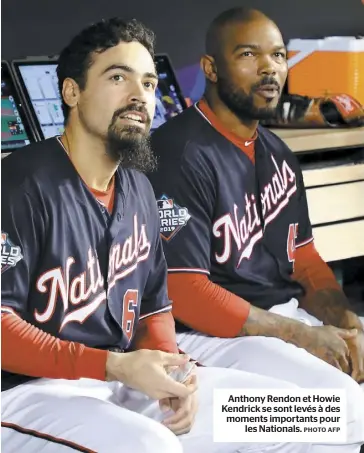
122 289 139 342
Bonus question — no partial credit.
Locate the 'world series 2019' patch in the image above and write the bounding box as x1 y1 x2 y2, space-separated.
157 195 191 241
1 232 23 273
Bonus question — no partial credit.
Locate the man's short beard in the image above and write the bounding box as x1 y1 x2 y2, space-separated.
106 124 157 174
216 76 279 122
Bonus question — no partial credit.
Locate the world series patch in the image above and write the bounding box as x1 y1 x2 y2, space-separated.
1 232 23 273
157 195 191 241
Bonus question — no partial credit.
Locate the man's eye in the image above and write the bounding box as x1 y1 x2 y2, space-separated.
111 74 124 82
240 51 254 57
144 81 156 90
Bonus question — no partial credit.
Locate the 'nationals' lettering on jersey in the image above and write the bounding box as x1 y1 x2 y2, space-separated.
213 155 297 267
34 214 151 330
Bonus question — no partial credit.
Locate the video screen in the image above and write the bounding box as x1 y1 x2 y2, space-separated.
13 55 186 140
152 55 187 131
1 63 33 151
14 62 64 140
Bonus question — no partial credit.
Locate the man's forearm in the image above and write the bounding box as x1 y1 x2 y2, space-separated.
292 242 363 332
131 312 179 353
168 272 250 337
2 312 107 380
299 288 363 331
239 305 309 346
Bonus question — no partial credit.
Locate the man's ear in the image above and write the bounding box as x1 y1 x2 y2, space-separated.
200 54 218 83
62 78 80 110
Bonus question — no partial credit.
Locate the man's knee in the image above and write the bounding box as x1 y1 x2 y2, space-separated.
3 392 183 453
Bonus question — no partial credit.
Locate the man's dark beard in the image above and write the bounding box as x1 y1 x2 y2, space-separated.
217 76 280 122
106 105 157 173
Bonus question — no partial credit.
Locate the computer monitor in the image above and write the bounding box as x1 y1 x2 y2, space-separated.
12 54 187 140
152 54 187 131
1 61 36 151
11 57 64 141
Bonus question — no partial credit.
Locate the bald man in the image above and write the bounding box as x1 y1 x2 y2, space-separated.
148 7 364 453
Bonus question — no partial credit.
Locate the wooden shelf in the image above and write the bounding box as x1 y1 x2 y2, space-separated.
313 220 364 263
268 127 364 262
307 181 364 225
270 127 364 153
302 163 364 188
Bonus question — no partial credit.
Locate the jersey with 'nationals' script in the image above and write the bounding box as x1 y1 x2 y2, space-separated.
1 137 171 390
148 101 314 313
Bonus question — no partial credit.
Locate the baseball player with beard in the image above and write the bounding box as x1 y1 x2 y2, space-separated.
148 8 364 453
1 16 320 453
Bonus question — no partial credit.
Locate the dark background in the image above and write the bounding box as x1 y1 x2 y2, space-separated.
2 0 364 306
2 0 364 70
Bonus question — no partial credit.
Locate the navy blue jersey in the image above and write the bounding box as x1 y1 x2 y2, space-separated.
148 101 314 314
1 137 171 391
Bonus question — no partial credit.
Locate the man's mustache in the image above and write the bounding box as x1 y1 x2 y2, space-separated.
252 77 281 93
112 103 151 126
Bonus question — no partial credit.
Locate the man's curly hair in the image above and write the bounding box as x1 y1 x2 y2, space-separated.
56 17 155 122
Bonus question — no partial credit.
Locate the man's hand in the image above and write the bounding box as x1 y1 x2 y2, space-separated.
105 349 197 400
346 329 364 383
159 373 198 435
301 325 357 373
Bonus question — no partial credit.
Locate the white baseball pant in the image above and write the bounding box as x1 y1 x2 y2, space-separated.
2 366 314 453
176 299 364 453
